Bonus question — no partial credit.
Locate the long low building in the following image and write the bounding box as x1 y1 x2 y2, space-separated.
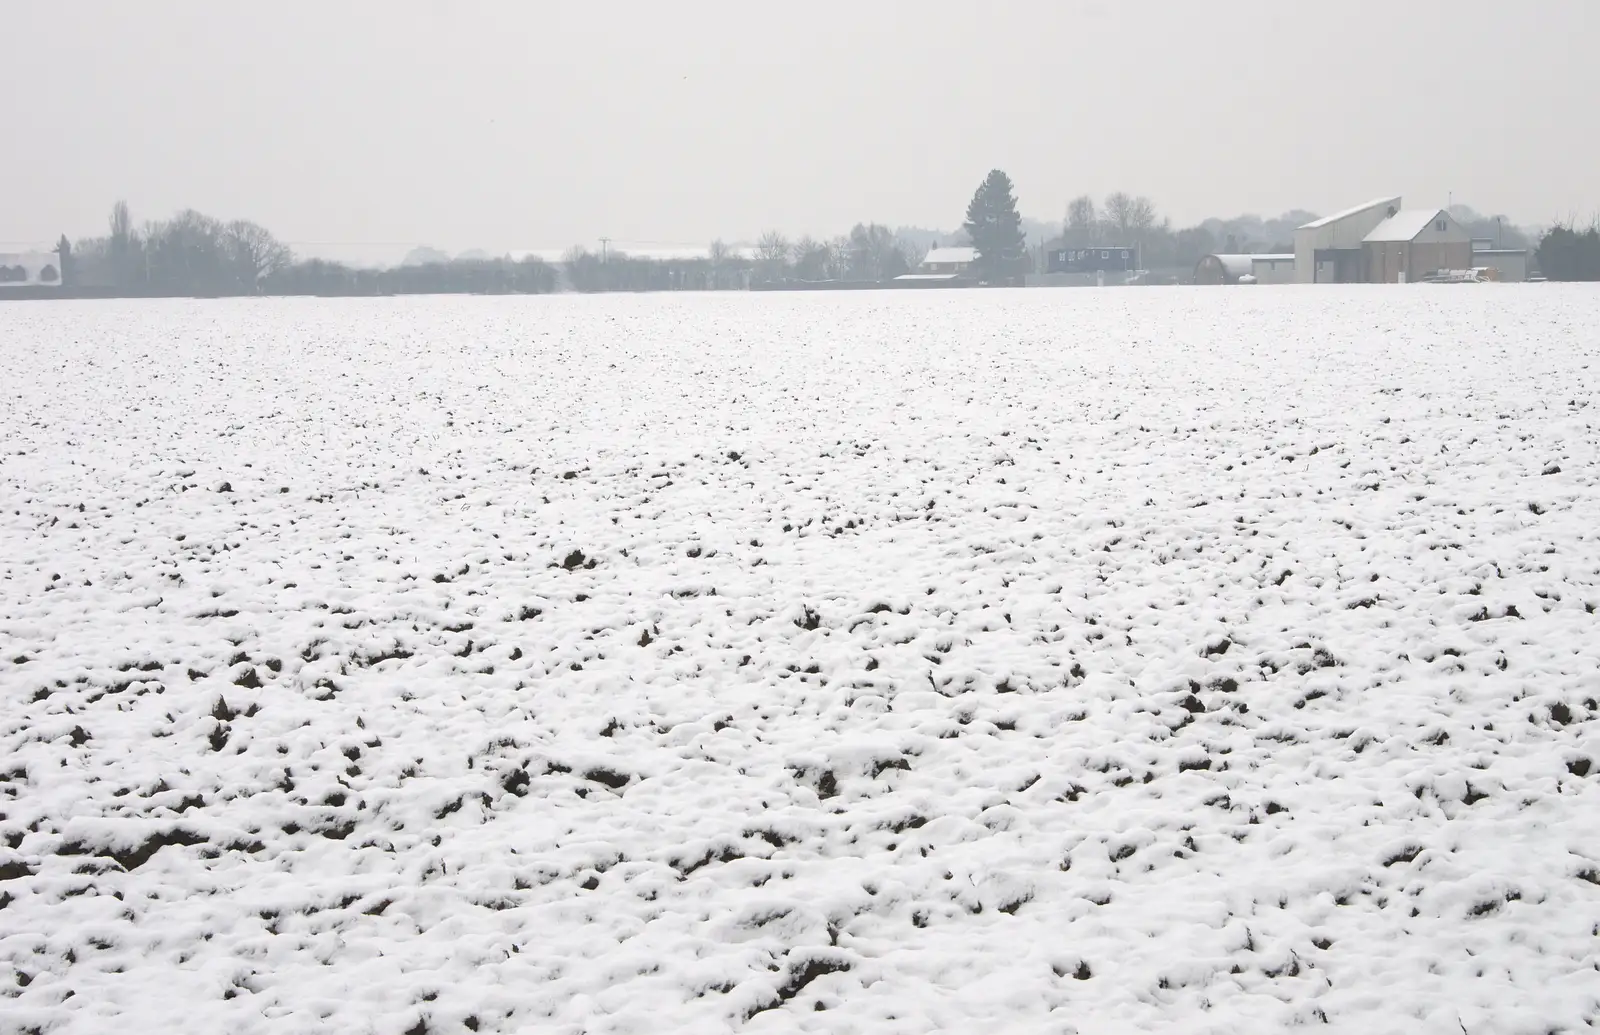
1471 245 1532 282
1194 253 1296 285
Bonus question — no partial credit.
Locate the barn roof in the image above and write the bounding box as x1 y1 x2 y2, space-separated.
1364 209 1448 243
921 246 978 265
1298 197 1401 230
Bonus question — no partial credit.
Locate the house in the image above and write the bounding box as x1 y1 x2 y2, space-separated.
916 246 978 274
1047 246 1136 275
1362 209 1472 283
0 252 63 289
1194 253 1296 285
894 245 978 284
1293 197 1403 283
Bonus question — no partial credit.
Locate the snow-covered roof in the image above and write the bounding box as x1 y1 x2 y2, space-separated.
1364 209 1448 243
920 246 977 266
1298 197 1402 230
894 273 965 281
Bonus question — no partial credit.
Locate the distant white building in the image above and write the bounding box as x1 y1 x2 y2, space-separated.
0 252 63 289
895 246 978 283
1362 208 1472 283
1293 197 1403 283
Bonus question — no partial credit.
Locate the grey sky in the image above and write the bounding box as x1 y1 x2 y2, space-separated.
4 1 1594 261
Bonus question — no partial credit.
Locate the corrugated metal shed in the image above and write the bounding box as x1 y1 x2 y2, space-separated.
1209 255 1257 278
1364 210 1448 243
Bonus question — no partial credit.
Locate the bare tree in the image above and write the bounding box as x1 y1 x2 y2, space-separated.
791 236 832 281
897 235 927 270
846 223 911 280
826 237 852 280
755 230 791 281
108 200 137 287
223 220 292 290
1104 193 1158 244
109 200 133 248
1065 195 1098 245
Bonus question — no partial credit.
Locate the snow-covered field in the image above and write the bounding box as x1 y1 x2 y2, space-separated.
2 289 1598 1035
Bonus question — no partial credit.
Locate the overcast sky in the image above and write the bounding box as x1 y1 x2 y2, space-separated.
4 1 1594 261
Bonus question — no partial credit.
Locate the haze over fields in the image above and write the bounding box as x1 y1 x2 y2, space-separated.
3 1 1596 262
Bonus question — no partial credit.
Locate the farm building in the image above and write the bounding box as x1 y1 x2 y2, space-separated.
1363 209 1472 283
1293 197 1402 283
1193 253 1296 285
1471 244 1531 282
894 246 979 285
916 246 977 275
0 252 63 289
1046 246 1136 275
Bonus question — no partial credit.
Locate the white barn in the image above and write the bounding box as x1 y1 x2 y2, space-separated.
1362 209 1473 283
1293 197 1402 284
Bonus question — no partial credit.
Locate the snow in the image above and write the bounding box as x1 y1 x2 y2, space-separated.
1364 211 1450 244
920 247 978 267
2 289 1599 1035
1297 199 1402 231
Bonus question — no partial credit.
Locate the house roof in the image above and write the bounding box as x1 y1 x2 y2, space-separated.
1364 209 1448 243
921 246 977 265
1298 197 1402 230
894 273 965 281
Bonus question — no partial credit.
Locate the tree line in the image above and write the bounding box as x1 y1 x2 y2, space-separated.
37 186 1558 297
1536 222 1600 281
58 201 560 297
744 170 1032 285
